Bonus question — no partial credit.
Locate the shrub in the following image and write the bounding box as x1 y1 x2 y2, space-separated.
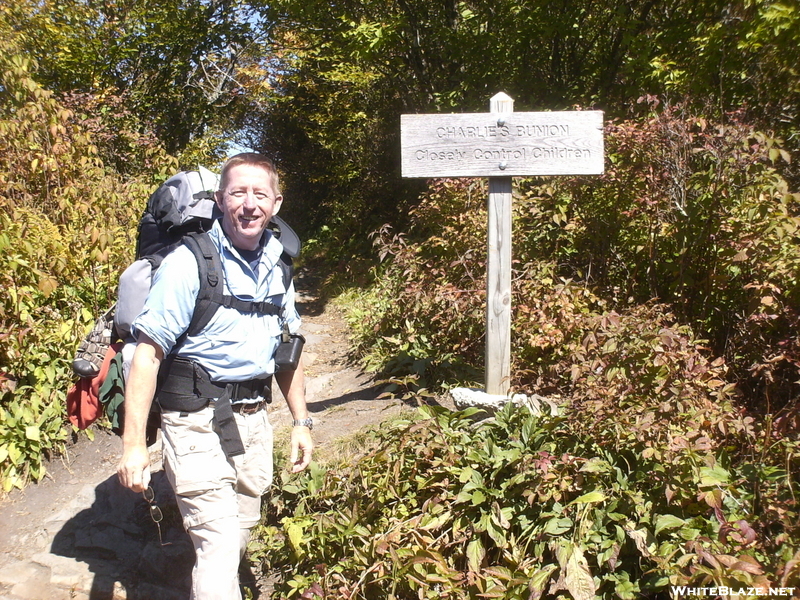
0 34 176 491
344 179 490 386
347 101 800 412
548 100 800 410
255 404 796 599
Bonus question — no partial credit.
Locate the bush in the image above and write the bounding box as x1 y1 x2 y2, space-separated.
328 100 800 597
347 101 800 412
0 34 177 491
343 179 489 386
548 100 800 409
255 404 797 599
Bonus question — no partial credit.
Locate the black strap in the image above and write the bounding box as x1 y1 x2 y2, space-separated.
219 295 281 316
213 385 245 457
183 232 225 338
180 231 286 341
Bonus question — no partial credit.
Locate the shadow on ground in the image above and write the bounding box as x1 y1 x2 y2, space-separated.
50 471 193 600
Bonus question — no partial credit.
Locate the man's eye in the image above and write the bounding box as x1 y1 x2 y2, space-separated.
230 190 247 198
254 193 269 201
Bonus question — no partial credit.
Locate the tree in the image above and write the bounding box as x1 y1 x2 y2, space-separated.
244 0 735 244
7 0 272 154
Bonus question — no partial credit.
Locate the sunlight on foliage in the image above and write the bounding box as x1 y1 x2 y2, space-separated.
0 29 177 491
254 404 797 598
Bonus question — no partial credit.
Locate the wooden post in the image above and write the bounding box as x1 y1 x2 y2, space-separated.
400 95 603 400
486 92 514 396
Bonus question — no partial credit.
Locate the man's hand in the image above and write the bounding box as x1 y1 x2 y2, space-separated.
116 335 161 493
289 426 313 473
276 355 312 473
117 445 151 492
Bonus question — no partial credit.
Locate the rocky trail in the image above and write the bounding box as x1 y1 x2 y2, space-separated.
0 273 433 599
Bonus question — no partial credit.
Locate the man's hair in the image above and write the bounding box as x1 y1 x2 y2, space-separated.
218 152 281 195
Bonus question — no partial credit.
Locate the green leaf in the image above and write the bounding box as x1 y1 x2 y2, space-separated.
699 465 730 487
654 514 685 536
528 564 558 600
579 458 612 473
544 517 573 535
679 527 701 541
7 445 22 466
466 538 485 572
25 426 41 442
471 489 487 505
570 490 605 505
459 466 474 483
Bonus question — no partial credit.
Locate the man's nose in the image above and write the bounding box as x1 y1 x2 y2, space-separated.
242 190 258 209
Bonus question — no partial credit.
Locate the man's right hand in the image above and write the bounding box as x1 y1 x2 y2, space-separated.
116 335 162 493
117 445 152 492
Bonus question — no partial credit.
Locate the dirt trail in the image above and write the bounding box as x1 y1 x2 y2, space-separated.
0 273 420 600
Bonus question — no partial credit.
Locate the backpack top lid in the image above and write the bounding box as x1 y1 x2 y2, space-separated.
155 168 220 231
136 168 219 260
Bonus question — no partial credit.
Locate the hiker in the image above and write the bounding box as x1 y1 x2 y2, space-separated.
116 153 313 599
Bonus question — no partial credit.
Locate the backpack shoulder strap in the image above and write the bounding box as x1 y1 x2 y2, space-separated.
178 231 286 345
279 251 293 293
182 231 224 339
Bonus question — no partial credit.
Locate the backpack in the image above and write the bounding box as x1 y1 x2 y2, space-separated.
69 169 300 431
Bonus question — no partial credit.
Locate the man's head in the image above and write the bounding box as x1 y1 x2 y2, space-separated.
215 153 283 252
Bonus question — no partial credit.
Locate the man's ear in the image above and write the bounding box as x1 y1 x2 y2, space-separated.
272 195 284 216
214 190 224 210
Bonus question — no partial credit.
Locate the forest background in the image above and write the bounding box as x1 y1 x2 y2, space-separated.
1 0 800 597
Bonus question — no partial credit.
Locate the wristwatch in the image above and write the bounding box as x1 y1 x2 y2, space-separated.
292 418 313 430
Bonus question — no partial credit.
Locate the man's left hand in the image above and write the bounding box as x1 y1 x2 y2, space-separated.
289 426 313 472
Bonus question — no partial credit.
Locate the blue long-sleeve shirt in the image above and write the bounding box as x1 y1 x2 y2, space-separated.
132 220 300 382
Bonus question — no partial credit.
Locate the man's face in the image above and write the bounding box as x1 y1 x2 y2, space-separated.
215 163 283 251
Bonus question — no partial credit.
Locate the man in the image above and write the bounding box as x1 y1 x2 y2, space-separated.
117 153 313 600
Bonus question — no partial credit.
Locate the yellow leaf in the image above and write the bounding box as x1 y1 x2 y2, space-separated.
528 564 558 600
26 426 40 442
565 545 596 600
38 275 58 296
285 521 304 552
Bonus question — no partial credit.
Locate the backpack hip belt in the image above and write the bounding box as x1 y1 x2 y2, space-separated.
157 356 272 457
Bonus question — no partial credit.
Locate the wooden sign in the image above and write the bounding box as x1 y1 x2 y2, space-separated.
401 94 604 396
401 110 603 178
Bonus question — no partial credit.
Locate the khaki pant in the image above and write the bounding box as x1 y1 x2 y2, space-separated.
162 404 274 600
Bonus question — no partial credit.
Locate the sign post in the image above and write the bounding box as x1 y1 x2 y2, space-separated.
486 93 514 395
401 94 604 396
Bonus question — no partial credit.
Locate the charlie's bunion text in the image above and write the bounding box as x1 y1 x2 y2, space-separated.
434 123 571 139
401 110 604 178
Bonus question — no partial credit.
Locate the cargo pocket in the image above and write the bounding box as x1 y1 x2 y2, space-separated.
162 409 235 496
234 410 274 497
